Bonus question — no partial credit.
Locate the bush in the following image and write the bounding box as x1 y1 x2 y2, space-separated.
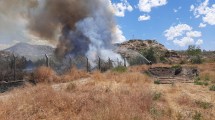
154 80 161 84
187 45 202 64
194 80 208 86
209 85 215 91
195 101 213 109
159 56 167 63
192 111 202 120
171 64 182 69
112 66 127 73
153 92 162 101
66 83 76 92
33 66 59 83
191 55 202 64
141 48 157 63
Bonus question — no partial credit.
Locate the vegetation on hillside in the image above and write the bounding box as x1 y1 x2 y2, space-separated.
187 45 202 64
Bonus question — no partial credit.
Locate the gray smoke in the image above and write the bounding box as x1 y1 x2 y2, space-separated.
0 0 125 66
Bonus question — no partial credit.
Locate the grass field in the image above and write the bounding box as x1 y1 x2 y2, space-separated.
0 63 215 120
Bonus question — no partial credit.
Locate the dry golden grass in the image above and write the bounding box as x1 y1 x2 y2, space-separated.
1 63 215 120
128 65 149 72
0 82 170 120
196 63 215 83
61 67 89 83
33 66 59 83
33 66 89 83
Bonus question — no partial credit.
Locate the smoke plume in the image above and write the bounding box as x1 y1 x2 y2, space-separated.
0 0 126 66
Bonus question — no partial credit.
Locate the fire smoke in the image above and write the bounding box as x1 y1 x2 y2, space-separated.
0 0 125 66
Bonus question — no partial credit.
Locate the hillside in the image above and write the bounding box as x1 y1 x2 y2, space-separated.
116 39 172 64
118 39 168 53
3 42 54 61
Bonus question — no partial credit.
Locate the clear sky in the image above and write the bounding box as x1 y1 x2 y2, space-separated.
111 0 215 50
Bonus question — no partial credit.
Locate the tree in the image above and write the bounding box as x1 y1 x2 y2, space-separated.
187 45 202 64
187 45 201 56
142 47 157 63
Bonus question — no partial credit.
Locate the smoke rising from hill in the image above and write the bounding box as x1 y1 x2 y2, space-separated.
0 0 125 66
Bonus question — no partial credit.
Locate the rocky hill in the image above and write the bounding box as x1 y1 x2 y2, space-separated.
118 39 168 53
116 39 171 64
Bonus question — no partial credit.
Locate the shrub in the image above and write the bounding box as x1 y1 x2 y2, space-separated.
195 77 201 81
191 55 202 64
192 111 202 120
141 47 157 63
171 64 182 69
194 78 208 86
153 92 162 101
33 66 59 83
179 60 186 64
160 56 167 63
187 45 202 64
66 83 76 92
209 85 215 91
194 81 208 86
112 66 127 73
195 101 213 109
154 80 161 84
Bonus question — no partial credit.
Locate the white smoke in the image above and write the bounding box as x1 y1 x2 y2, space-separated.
75 0 124 66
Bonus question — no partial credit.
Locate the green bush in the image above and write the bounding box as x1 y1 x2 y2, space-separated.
194 81 209 86
192 111 202 120
154 80 161 84
160 56 167 63
204 74 210 81
209 85 215 91
112 66 127 73
141 47 157 63
153 92 162 101
191 55 202 64
171 64 182 69
195 101 213 109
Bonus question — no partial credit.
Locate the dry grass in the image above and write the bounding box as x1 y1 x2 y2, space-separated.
1 63 215 120
90 71 152 86
33 66 89 83
196 63 215 83
61 67 89 83
33 66 59 83
177 94 193 107
0 82 170 120
128 65 149 72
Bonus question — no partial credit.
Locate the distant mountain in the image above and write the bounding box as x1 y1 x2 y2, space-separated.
3 42 54 61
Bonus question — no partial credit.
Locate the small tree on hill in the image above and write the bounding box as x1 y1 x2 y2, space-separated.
142 47 157 63
187 45 202 64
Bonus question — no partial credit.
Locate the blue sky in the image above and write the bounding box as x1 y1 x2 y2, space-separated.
111 0 215 50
